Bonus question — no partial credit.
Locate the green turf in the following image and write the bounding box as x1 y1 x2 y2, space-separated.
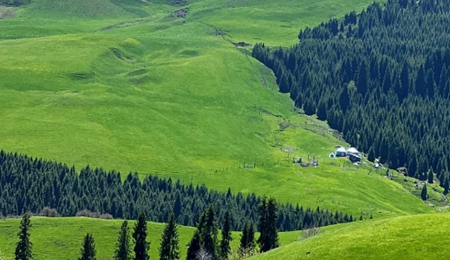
251 212 450 260
0 216 301 260
0 0 433 219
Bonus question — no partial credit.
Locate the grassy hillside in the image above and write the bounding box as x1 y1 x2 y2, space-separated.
0 0 434 218
251 213 450 260
0 217 302 260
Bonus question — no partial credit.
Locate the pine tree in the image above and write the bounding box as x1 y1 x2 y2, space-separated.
219 211 232 260
427 171 434 184
246 222 255 251
257 197 279 252
133 213 150 260
15 214 33 260
186 230 201 260
159 213 180 260
266 198 279 250
239 224 248 254
114 221 131 260
257 197 268 253
238 221 255 256
444 177 450 195
200 205 218 259
421 184 427 201
78 233 96 260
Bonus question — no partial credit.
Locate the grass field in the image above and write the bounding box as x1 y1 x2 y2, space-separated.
1 0 447 259
2 213 450 260
0 0 431 218
251 212 450 260
0 217 302 260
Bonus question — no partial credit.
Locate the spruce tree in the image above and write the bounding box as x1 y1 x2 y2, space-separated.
200 205 218 259
238 221 255 256
133 213 150 260
257 197 279 252
15 214 33 260
239 223 248 254
159 213 180 260
444 177 450 195
186 230 201 260
267 198 279 249
219 211 232 260
114 221 131 260
246 222 255 251
257 197 268 252
427 171 434 184
78 233 96 260
421 184 427 201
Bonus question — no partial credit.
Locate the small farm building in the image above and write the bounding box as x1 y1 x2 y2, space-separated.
335 147 347 157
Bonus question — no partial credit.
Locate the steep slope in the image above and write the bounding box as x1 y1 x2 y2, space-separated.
251 213 450 260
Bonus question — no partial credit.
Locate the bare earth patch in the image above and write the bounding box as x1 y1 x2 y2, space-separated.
0 6 17 19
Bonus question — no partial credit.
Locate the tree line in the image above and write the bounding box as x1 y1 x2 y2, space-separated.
13 200 281 260
0 150 354 231
0 0 30 6
252 0 450 191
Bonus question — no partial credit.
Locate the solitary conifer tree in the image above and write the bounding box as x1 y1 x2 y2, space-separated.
238 221 255 256
78 233 96 260
201 206 218 259
15 214 33 260
257 197 279 252
267 198 279 249
133 213 150 260
186 230 201 260
219 211 232 260
421 184 428 201
427 171 434 184
159 213 180 260
114 221 131 260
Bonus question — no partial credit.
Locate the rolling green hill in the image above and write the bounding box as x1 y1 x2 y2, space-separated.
1 0 447 259
0 0 435 218
0 217 302 260
251 212 450 260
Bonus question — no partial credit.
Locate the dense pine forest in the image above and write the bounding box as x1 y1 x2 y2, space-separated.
253 0 450 190
0 150 353 231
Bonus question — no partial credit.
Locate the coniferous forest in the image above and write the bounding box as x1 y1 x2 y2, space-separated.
253 0 450 190
0 150 353 231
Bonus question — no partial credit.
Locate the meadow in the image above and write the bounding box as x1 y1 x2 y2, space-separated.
251 212 450 260
1 0 447 258
0 216 302 260
0 0 432 218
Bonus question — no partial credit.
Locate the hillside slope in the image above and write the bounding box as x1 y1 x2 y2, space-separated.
0 0 435 218
0 217 302 260
251 213 450 260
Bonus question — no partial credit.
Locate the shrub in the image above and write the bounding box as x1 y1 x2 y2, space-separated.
75 210 113 219
300 226 321 240
40 207 60 217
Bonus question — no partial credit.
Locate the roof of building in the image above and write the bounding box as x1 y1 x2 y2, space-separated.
347 147 359 154
336 147 347 152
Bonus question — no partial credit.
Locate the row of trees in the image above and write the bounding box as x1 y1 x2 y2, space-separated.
14 212 152 260
0 150 354 231
14 200 281 259
252 0 450 190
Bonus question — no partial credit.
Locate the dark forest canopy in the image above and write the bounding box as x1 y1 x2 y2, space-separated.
0 150 354 231
253 0 450 192
0 0 30 6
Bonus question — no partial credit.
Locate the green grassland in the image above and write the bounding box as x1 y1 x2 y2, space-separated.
0 0 434 219
1 0 448 259
0 217 302 260
251 212 450 260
